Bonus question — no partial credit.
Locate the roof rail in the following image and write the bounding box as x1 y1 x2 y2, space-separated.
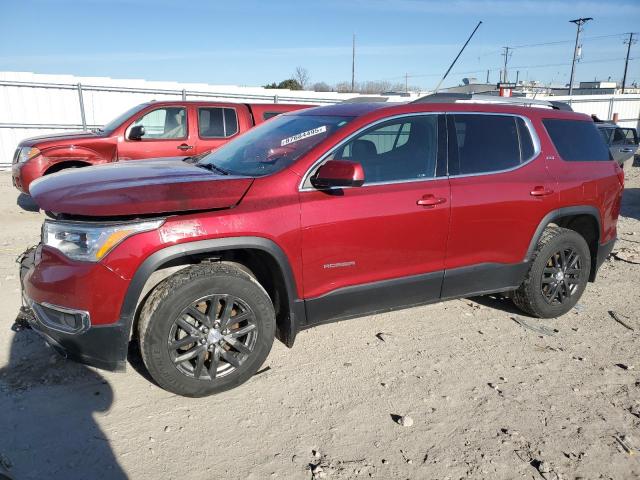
341 96 390 103
411 93 572 111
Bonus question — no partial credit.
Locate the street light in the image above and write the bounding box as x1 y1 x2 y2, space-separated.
568 17 593 96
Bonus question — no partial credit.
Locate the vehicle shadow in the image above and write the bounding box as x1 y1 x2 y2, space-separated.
621 187 640 221
468 294 524 315
16 194 39 213
0 315 127 479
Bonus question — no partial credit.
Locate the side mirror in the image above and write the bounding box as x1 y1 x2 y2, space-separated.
311 159 365 189
129 125 145 140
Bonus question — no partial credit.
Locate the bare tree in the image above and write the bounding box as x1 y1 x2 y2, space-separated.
312 81 332 92
335 81 353 93
293 67 311 90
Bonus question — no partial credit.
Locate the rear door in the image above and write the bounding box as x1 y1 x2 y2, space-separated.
442 113 558 298
193 104 252 155
117 104 194 160
299 114 450 323
612 127 639 167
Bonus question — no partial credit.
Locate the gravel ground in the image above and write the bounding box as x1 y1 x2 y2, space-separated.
0 168 638 480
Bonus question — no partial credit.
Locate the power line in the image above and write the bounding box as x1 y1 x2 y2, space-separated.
510 32 628 50
383 56 634 82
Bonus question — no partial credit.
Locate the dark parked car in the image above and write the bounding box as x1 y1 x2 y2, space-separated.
19 97 623 397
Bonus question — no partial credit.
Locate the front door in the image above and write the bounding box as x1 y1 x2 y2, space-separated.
117 105 194 160
299 114 450 324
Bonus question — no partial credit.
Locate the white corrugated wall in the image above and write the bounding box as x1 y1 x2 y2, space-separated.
2 71 639 168
0 71 367 168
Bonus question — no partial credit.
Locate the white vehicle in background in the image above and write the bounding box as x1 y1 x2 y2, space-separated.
595 121 639 169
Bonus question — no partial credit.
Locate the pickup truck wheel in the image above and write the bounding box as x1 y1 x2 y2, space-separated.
513 226 591 318
138 263 275 397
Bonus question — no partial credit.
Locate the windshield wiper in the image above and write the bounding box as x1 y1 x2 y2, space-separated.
196 162 230 175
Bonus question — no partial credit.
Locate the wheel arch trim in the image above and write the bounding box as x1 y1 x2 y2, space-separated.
524 205 602 262
118 236 303 344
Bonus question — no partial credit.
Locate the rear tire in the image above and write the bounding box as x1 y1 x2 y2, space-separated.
513 226 591 318
138 263 275 397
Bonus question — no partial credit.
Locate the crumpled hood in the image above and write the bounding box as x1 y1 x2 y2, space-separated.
30 159 254 217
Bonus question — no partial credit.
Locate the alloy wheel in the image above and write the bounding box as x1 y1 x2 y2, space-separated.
168 294 257 380
540 247 583 305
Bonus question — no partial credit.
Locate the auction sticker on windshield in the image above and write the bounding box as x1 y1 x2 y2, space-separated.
281 126 327 147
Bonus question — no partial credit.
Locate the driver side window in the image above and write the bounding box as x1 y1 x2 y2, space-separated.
130 107 187 140
331 115 438 184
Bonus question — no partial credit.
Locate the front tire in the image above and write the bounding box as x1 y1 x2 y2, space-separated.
138 263 275 397
513 226 591 318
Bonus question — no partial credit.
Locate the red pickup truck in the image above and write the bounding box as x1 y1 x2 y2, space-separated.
11 100 311 193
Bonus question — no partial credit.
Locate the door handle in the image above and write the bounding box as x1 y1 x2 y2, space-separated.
177 144 193 151
417 195 447 207
619 147 634 153
530 186 554 197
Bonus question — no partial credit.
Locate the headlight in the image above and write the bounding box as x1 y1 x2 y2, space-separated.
42 219 164 262
17 147 41 163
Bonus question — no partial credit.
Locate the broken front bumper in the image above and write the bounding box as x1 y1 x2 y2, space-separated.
18 246 128 371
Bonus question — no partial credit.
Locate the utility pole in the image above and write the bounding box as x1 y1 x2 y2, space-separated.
351 33 356 93
622 32 637 93
568 17 592 96
515 70 520 85
501 47 512 83
486 69 490 83
405 73 408 92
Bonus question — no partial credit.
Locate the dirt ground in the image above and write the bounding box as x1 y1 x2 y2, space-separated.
0 167 639 480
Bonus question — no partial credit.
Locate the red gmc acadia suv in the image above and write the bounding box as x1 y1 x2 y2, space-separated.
18 95 623 397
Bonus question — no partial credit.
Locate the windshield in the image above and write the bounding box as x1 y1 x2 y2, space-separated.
197 114 353 176
101 103 149 134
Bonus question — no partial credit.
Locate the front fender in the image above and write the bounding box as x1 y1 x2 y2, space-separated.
41 144 115 168
117 236 305 350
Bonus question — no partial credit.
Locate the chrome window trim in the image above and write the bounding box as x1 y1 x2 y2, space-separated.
298 111 541 191
299 112 443 192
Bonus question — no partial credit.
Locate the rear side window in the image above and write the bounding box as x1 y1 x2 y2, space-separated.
543 119 611 161
198 107 238 138
448 114 535 175
613 128 638 146
263 112 282 120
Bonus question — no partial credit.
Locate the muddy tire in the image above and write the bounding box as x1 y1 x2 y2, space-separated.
513 226 591 318
138 263 275 397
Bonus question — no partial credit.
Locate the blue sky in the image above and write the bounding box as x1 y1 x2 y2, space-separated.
1 0 638 89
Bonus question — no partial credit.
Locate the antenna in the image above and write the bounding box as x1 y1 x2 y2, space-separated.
433 21 483 93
